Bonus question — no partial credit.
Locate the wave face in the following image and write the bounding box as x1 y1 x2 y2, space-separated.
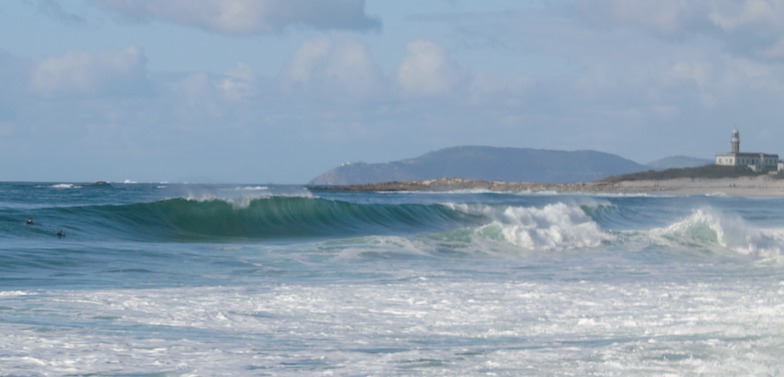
20 196 482 242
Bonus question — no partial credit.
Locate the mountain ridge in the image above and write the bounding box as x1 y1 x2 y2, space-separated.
310 146 648 185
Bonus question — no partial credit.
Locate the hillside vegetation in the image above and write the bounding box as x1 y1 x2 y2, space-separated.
600 164 765 183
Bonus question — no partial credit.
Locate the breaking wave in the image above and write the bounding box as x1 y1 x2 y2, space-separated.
443 202 614 252
10 193 784 258
646 207 784 258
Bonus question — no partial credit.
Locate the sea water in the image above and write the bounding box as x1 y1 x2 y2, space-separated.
1 182 783 376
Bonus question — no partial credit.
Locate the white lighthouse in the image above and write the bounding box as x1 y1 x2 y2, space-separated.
731 129 739 154
715 129 779 172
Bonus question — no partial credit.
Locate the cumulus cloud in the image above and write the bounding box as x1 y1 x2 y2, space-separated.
93 0 380 34
172 62 260 123
397 39 462 97
30 45 151 99
285 36 383 98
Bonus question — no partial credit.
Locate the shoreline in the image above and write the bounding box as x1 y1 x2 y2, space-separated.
311 176 784 197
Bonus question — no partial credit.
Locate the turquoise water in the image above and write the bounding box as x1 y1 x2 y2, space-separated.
1 182 783 375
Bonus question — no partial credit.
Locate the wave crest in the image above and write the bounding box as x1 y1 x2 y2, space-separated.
491 203 611 251
649 207 784 258
445 203 612 251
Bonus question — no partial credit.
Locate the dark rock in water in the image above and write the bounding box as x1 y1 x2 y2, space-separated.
85 181 112 188
310 146 647 185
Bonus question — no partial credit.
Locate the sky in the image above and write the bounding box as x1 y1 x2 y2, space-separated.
2 0 784 183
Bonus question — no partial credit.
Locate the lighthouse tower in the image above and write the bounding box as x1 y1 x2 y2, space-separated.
731 129 740 154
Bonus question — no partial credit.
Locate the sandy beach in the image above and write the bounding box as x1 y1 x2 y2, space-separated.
318 176 784 197
587 176 784 196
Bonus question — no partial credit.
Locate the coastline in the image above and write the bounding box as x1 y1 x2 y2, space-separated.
312 176 784 197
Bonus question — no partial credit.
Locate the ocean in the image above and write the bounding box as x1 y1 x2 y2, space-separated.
1 182 783 376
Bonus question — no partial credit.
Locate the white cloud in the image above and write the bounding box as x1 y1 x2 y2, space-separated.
93 0 380 34
285 36 383 98
708 0 781 32
396 39 462 97
37 0 86 24
287 37 332 84
219 62 256 101
30 45 151 99
708 0 784 58
283 36 525 103
576 0 784 58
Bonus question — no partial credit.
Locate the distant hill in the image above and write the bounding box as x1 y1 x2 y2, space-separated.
310 146 647 185
645 156 712 170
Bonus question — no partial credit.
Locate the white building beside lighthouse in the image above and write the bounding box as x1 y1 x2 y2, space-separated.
715 129 780 172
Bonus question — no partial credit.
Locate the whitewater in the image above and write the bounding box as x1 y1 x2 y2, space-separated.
1 182 783 376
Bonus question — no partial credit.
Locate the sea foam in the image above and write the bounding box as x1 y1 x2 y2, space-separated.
50 183 76 189
448 202 613 251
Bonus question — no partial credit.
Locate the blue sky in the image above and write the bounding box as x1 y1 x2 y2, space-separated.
2 0 784 183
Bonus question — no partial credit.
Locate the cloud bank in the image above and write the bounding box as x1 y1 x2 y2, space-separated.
93 0 381 34
578 0 784 58
30 45 152 99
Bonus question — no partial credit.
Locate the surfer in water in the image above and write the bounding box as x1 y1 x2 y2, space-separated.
26 218 33 225
56 229 65 238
